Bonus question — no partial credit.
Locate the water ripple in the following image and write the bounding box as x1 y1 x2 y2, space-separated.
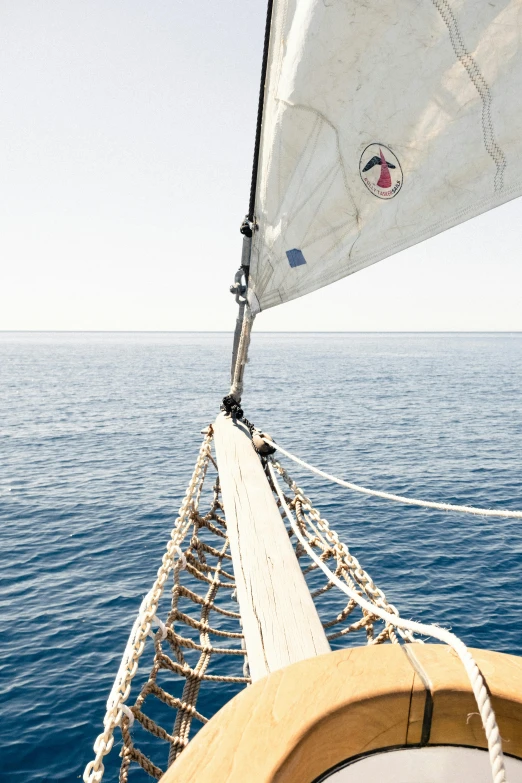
1 332 521 781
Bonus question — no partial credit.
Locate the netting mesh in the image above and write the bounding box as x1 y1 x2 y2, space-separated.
119 460 250 781
269 457 414 647
87 430 411 783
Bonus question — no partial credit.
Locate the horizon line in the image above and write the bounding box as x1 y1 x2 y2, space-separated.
1 330 522 335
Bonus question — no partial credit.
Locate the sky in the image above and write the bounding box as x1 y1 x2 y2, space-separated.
1 0 521 332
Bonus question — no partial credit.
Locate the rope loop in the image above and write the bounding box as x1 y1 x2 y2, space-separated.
173 545 187 571
121 705 135 728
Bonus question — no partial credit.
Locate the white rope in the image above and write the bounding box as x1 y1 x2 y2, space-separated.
83 432 213 783
267 460 507 783
230 306 254 400
265 439 522 519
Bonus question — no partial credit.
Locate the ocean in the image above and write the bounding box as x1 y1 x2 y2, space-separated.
2 331 522 782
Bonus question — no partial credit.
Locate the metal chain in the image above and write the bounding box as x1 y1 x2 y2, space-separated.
269 458 506 783
272 457 416 643
83 429 214 783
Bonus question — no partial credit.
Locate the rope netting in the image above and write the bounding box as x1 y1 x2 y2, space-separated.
268 457 415 646
85 427 409 783
119 470 250 781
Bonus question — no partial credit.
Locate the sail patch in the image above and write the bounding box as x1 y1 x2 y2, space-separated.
286 248 307 268
359 144 403 200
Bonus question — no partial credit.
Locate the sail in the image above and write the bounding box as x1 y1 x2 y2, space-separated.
247 0 522 313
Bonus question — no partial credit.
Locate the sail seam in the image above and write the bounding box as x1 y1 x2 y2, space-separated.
431 0 506 191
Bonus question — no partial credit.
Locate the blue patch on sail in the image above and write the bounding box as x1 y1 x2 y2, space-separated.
286 248 307 268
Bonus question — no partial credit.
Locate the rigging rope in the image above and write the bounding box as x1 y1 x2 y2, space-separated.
264 438 522 519
84 431 222 783
227 0 275 397
247 0 275 222
267 459 508 783
229 306 254 401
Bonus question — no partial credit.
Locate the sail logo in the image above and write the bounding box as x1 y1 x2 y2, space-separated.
359 144 402 199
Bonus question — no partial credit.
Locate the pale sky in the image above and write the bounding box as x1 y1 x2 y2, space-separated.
1 1 521 332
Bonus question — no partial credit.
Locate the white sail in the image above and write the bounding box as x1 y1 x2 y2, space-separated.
247 0 522 313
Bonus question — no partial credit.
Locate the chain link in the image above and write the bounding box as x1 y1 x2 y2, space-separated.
271 458 416 644
83 430 214 783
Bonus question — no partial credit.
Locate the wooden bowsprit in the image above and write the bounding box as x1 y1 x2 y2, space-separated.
213 412 330 681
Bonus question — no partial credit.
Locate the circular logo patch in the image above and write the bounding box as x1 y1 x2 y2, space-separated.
359 143 403 199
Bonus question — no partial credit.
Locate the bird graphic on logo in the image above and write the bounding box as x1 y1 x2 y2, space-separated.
361 147 397 189
359 142 403 199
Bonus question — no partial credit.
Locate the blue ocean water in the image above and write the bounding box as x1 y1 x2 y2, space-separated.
1 331 522 782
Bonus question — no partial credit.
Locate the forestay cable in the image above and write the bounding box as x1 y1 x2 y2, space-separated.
264 439 522 519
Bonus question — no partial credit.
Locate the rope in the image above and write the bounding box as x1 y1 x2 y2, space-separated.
267 460 507 783
229 306 254 401
271 458 415 644
230 301 246 386
228 0 274 401
84 430 251 783
247 0 275 222
265 439 522 519
84 432 214 783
